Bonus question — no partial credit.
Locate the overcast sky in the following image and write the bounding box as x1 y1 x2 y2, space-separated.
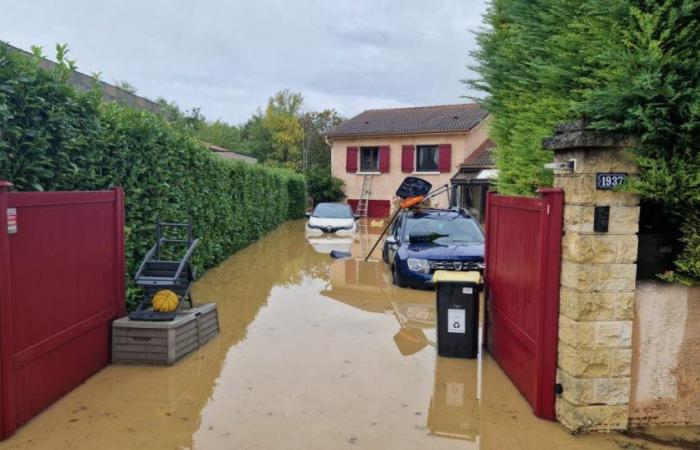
0 0 489 124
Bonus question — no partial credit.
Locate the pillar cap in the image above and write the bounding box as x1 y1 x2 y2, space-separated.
0 180 12 188
543 120 638 152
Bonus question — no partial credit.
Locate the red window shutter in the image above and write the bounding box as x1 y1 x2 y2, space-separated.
346 146 358 173
438 144 452 173
401 145 415 173
378 145 390 173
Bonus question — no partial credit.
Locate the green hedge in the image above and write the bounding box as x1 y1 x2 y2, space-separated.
470 0 700 283
0 44 306 307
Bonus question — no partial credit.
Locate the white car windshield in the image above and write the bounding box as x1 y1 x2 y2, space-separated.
312 203 353 219
405 216 484 245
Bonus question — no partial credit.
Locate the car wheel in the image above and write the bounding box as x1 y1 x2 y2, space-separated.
392 264 406 288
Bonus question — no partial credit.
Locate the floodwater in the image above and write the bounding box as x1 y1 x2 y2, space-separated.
1 221 698 450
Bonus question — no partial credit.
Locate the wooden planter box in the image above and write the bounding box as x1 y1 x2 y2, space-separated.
112 303 219 365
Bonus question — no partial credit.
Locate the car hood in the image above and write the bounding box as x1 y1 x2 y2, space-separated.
307 217 354 228
403 242 484 260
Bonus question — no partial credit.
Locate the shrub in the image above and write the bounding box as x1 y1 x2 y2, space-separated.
0 43 306 307
470 0 700 282
305 166 345 204
283 171 307 219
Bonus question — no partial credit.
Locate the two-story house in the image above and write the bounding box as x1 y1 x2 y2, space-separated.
326 104 492 217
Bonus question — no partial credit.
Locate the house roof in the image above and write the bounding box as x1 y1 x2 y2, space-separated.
325 103 489 138
6 43 164 116
206 143 258 164
460 139 495 168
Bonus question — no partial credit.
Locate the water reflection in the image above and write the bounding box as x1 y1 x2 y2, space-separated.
305 235 353 255
316 229 481 443
389 288 437 355
428 357 480 442
321 258 391 313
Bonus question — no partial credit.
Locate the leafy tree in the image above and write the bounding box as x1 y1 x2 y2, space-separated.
301 109 344 169
238 91 343 171
469 0 700 283
267 89 304 116
195 119 243 152
262 90 305 169
239 114 274 161
236 91 306 166
155 97 206 133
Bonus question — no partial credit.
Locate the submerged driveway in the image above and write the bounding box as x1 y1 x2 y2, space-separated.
0 221 678 449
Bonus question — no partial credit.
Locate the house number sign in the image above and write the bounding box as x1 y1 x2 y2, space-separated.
596 173 627 190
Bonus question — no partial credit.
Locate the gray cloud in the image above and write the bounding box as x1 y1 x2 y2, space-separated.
0 0 488 123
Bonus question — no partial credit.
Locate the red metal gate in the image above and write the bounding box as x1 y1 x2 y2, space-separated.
484 188 563 420
0 181 125 439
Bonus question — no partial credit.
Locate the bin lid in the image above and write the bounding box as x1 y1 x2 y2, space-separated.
432 270 481 284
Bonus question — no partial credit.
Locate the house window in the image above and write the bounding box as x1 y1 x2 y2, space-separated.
360 147 379 172
416 145 439 172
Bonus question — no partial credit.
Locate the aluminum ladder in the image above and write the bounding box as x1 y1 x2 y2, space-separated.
356 174 372 218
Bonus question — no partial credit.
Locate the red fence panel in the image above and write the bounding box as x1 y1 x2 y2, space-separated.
485 188 563 420
0 182 125 440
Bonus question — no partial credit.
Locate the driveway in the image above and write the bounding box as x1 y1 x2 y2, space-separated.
0 221 686 449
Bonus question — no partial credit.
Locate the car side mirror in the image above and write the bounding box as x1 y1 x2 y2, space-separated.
354 214 360 220
305 212 312 218
386 236 396 245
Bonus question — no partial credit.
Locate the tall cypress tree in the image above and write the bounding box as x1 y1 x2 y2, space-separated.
469 0 700 282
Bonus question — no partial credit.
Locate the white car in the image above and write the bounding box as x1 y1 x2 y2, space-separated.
305 203 357 236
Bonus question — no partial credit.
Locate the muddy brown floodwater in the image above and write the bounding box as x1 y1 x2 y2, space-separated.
2 221 698 450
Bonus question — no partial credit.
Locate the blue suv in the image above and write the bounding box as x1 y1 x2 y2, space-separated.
382 208 485 288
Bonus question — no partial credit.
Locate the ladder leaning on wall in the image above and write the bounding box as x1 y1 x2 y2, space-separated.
356 174 372 255
356 174 372 218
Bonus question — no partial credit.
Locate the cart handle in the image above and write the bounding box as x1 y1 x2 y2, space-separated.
158 222 191 227
172 238 200 281
134 237 200 283
133 242 161 281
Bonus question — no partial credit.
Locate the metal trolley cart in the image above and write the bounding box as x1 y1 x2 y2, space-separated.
129 220 199 321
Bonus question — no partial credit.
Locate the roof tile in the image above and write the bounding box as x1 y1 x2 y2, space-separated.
326 103 488 137
460 139 495 167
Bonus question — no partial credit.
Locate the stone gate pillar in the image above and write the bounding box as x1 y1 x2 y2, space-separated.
543 122 639 432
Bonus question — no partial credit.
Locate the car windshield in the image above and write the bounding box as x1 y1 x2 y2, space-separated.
404 216 484 245
312 203 353 219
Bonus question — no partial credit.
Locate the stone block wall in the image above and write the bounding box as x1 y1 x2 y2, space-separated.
544 126 639 432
